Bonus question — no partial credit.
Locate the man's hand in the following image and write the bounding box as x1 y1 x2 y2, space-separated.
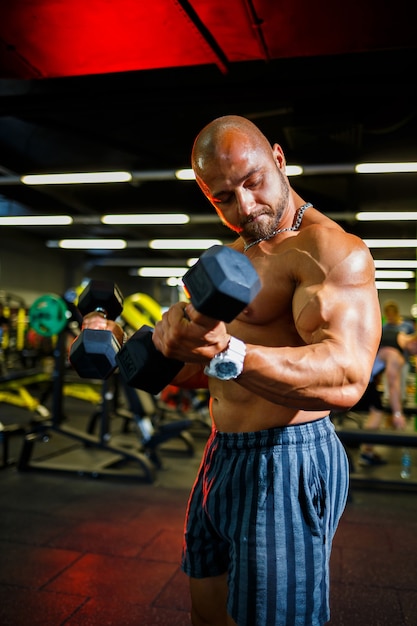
81 311 125 347
152 301 230 364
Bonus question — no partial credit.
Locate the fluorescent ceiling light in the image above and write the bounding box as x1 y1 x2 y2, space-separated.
149 239 222 249
166 277 185 287
375 270 415 279
374 260 417 268
285 165 303 176
137 267 188 277
0 215 73 225
175 169 195 180
357 211 417 221
375 281 409 290
364 239 417 248
176 165 303 179
58 239 127 249
102 213 189 225
355 163 417 174
21 171 132 185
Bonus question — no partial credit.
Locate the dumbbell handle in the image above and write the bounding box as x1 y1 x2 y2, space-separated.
116 326 183 394
115 245 261 393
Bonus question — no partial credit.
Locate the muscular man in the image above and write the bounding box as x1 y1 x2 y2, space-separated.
83 115 381 625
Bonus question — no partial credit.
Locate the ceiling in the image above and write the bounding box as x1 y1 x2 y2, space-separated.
0 0 416 292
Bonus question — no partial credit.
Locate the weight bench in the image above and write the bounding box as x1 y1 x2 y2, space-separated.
333 415 417 490
0 369 51 467
0 368 51 416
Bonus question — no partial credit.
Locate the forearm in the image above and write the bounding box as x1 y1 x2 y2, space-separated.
171 363 208 389
237 341 370 411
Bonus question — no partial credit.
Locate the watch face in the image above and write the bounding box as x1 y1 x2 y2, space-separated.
215 361 238 378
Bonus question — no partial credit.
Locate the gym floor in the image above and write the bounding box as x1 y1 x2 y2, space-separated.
1 388 417 625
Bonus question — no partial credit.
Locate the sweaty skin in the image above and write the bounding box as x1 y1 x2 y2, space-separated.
150 116 382 433
83 116 381 434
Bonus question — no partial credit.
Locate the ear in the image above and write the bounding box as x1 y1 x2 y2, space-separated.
272 143 286 171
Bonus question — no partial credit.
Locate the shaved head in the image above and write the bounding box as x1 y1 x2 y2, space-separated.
191 115 274 176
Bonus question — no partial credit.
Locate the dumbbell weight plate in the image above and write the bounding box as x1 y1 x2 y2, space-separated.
77 280 123 319
29 294 69 337
69 329 122 379
116 325 183 394
183 245 261 322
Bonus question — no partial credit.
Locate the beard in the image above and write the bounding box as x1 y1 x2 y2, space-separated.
240 170 290 241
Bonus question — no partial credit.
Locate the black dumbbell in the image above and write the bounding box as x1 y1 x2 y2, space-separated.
115 245 261 394
69 280 124 379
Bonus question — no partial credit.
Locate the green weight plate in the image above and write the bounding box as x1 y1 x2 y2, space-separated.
29 294 69 337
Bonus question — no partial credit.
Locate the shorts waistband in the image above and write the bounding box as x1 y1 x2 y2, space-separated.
213 415 332 450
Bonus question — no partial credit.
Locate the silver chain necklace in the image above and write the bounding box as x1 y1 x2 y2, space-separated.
243 202 313 252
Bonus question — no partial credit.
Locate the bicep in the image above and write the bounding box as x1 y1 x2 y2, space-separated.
292 245 381 378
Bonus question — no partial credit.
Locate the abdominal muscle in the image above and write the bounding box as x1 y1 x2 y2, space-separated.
208 379 329 433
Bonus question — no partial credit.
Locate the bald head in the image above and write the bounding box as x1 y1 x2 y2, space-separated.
191 115 274 177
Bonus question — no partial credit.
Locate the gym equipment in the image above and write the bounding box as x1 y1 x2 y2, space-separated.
0 369 51 416
17 332 158 482
122 292 162 330
116 245 261 394
86 377 195 469
29 294 69 337
18 289 193 482
69 280 124 379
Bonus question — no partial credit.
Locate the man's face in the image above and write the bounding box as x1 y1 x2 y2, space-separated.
195 139 290 241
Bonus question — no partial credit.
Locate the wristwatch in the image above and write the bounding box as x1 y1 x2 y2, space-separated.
204 336 246 380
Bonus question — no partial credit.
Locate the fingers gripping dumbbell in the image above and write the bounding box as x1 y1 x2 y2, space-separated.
115 245 261 394
69 280 124 379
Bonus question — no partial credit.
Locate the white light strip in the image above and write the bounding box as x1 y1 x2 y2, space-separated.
102 213 189 225
137 267 188 277
21 171 132 185
175 166 303 179
375 281 410 290
364 239 417 248
285 165 303 176
375 270 415 279
357 211 417 221
149 239 222 250
9 162 417 188
175 169 195 180
374 260 417 268
58 239 127 249
0 215 73 225
356 163 417 174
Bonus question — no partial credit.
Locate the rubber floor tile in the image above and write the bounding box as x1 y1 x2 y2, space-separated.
47 518 163 558
399 589 417 625
329 582 403 625
0 508 73 545
340 547 417 588
154 568 191 612
0 586 85 626
138 529 183 563
0 540 81 587
65 597 191 626
44 552 179 605
332 521 391 551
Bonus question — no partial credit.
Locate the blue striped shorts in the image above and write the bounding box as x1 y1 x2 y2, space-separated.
181 416 349 626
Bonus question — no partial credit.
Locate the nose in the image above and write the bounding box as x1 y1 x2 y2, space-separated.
235 188 256 216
